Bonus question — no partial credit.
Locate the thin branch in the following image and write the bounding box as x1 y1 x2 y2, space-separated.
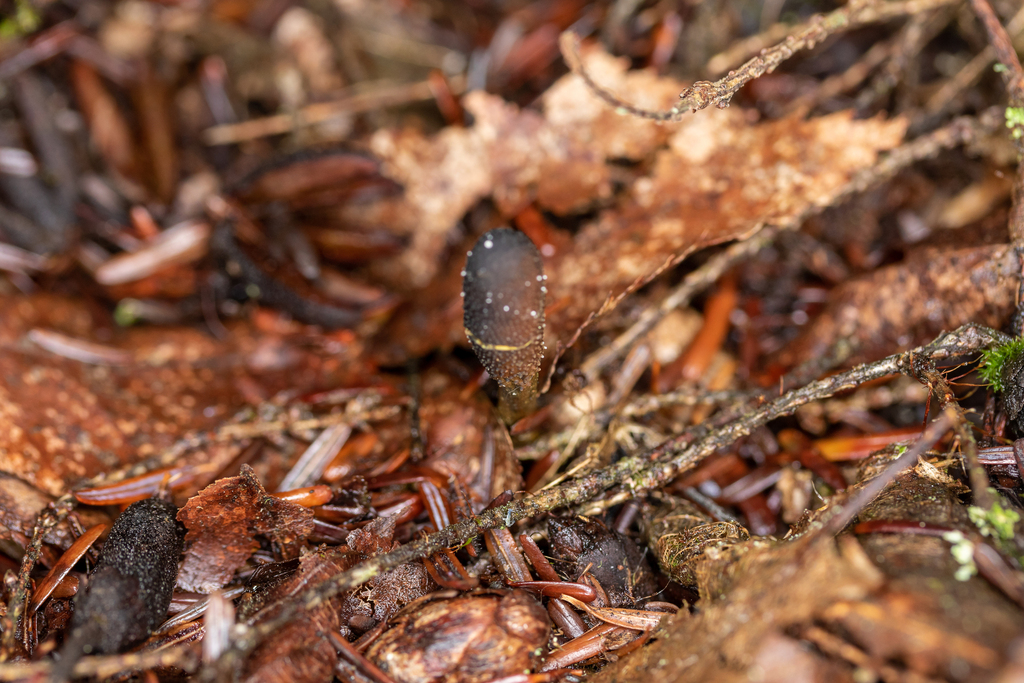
819 408 956 536
574 110 1001 383
924 3 1024 117
966 0 1024 244
202 76 467 145
0 498 75 659
967 0 1024 98
559 0 960 121
0 642 198 681
218 323 1007 672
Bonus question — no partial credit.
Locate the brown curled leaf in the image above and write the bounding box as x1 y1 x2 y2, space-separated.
364 45 906 362
176 465 314 593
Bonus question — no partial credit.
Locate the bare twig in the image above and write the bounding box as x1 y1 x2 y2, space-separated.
216 323 1006 672
967 0 1024 98
854 7 954 111
924 4 1024 117
819 408 956 536
560 0 959 121
0 498 75 659
0 642 199 680
573 111 1000 383
967 0 1024 243
203 76 466 145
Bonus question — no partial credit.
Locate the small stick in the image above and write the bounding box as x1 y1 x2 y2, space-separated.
966 0 1024 244
818 409 955 536
576 110 999 383
967 0 1024 96
559 0 960 121
0 497 75 660
924 4 1024 117
203 76 467 145
215 324 1006 669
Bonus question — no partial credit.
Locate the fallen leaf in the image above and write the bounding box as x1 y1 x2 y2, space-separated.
176 465 314 593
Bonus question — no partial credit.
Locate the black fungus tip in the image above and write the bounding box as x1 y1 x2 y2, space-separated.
462 228 546 401
55 497 185 679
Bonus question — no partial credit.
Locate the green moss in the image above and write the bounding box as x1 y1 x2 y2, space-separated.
942 531 977 582
1007 107 1024 141
969 493 1020 541
0 0 40 39
978 337 1024 392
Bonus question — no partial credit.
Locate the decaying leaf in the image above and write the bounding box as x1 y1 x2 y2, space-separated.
784 243 1017 368
0 293 365 496
419 368 523 505
360 46 907 360
176 465 314 592
241 545 361 683
0 472 110 553
548 515 658 607
243 515 435 683
589 536 883 683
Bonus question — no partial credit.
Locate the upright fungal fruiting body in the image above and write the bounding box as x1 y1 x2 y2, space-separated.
462 228 546 424
54 497 184 681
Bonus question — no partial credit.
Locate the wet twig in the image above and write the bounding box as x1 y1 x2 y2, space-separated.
923 4 1024 118
0 642 198 680
0 498 75 659
818 408 955 537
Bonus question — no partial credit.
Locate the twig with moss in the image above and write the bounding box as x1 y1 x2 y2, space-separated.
213 323 1007 675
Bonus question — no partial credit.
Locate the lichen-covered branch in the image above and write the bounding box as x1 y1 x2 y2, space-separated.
224 323 1008 671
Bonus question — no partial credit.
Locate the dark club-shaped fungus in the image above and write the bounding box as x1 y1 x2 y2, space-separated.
53 497 184 681
462 228 546 424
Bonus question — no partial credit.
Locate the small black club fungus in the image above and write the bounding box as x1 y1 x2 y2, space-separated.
54 497 184 681
462 228 546 424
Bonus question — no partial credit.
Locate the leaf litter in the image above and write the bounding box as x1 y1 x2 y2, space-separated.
2 1 1024 682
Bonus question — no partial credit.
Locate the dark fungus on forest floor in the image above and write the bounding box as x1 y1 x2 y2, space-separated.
462 228 547 424
52 497 185 682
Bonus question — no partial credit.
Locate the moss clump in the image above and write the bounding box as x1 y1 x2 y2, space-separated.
1007 106 1024 140
0 0 40 38
980 338 1024 435
979 337 1024 392
969 493 1020 542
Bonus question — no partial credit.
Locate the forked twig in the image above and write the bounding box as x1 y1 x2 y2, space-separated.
217 323 1007 672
